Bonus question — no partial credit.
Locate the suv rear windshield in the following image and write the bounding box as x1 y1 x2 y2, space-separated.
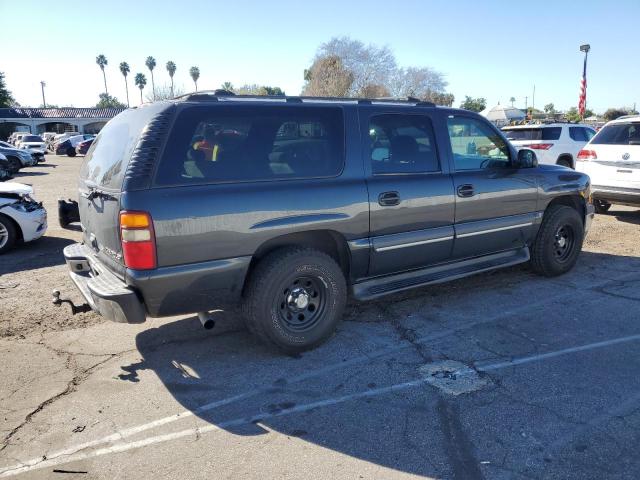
591 123 640 145
80 105 162 190
503 127 561 141
22 135 42 142
155 105 344 186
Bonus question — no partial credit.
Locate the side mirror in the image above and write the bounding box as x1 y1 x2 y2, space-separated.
516 148 538 168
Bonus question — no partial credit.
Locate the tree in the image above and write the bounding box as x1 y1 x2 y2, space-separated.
510 97 516 107
119 62 130 107
544 103 556 114
145 56 156 100
96 93 126 108
134 73 147 104
603 108 628 122
426 92 455 107
0 72 15 107
189 66 200 91
314 37 396 97
166 61 177 98
565 107 580 122
236 84 286 96
360 84 390 98
302 55 353 97
460 96 486 112
390 67 448 100
221 81 234 92
96 54 108 95
145 83 185 102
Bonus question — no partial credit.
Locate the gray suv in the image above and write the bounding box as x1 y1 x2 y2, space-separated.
57 92 595 353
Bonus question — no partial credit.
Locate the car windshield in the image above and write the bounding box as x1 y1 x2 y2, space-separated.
591 123 640 145
503 127 561 141
22 136 43 142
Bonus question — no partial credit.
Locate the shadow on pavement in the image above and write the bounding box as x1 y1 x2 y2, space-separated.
612 208 640 225
0 235 75 275
119 250 640 478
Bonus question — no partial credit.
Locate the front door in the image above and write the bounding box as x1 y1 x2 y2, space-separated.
362 110 456 277
444 114 539 259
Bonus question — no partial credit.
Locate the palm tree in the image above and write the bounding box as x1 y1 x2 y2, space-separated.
166 61 177 98
96 54 108 95
189 66 200 92
134 73 147 104
145 56 156 100
221 81 233 92
510 97 516 107
119 62 130 107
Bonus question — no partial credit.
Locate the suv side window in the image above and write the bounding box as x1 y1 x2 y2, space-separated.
155 106 344 185
368 114 439 174
570 127 588 142
447 116 510 170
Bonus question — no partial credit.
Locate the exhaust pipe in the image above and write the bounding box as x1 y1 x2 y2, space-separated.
198 312 215 330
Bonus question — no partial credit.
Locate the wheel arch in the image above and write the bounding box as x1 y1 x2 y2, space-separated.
245 230 351 289
556 154 574 169
0 211 23 243
544 194 586 225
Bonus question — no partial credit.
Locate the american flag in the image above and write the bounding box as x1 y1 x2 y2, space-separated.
578 55 587 117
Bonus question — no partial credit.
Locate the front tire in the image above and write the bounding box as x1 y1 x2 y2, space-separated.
0 215 18 254
7 157 21 173
530 205 584 277
242 248 347 353
66 147 76 157
593 200 611 214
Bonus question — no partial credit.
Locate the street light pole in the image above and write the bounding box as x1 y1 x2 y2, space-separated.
40 81 46 108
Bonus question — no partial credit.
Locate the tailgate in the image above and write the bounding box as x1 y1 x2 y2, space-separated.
586 145 640 188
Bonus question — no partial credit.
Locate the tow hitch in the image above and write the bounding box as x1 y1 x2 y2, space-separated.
52 290 92 315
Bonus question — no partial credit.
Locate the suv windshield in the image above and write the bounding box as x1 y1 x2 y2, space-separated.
591 123 640 145
503 127 561 141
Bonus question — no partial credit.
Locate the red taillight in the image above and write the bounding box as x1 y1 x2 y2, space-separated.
119 211 156 270
523 143 554 150
577 149 597 161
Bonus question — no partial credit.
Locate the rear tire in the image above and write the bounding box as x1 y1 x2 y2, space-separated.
0 215 18 254
557 157 573 169
66 147 76 157
593 200 611 214
241 247 347 354
530 205 584 277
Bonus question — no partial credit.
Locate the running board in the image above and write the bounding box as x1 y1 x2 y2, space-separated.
352 248 530 301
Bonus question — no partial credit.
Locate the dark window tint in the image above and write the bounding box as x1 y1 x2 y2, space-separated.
80 107 159 190
448 116 510 170
155 106 344 185
368 114 439 174
503 127 561 141
569 127 595 142
22 135 42 142
591 123 640 145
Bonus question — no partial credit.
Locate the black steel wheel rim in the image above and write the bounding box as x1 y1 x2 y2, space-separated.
553 225 575 263
276 275 327 332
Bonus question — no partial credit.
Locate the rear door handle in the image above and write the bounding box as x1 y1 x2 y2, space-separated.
457 184 475 198
378 191 400 206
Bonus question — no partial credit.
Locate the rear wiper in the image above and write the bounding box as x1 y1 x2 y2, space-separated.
82 183 118 202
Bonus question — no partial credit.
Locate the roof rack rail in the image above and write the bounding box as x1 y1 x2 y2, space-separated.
175 91 437 107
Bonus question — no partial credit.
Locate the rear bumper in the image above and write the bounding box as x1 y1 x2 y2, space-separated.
592 185 640 207
63 243 146 324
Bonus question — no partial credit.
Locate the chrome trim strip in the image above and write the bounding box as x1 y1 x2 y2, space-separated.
456 222 532 239
375 236 454 252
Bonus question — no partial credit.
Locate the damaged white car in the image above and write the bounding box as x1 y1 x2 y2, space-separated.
0 182 47 253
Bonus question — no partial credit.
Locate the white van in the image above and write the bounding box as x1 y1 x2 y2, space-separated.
576 115 640 213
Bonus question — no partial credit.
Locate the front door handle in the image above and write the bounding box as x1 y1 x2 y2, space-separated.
457 184 475 198
378 191 400 206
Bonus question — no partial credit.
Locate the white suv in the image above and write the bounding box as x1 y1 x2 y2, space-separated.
502 123 596 169
576 115 640 213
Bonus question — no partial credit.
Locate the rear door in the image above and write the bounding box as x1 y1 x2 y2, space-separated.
581 121 640 189
78 103 169 277
360 108 455 277
444 114 539 259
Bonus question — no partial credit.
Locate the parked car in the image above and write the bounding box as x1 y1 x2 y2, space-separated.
55 134 94 156
502 123 596 169
75 138 94 155
0 182 47 253
18 134 47 151
576 114 640 213
0 142 38 173
56 94 593 353
11 132 30 146
0 153 12 181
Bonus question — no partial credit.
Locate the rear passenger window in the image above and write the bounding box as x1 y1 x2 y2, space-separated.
569 127 591 142
541 127 562 140
155 106 344 185
369 114 439 174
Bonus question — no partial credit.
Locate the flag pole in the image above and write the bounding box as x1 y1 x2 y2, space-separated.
579 44 590 121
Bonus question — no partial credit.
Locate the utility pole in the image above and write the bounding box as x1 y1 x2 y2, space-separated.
532 85 536 112
525 96 528 110
40 81 46 108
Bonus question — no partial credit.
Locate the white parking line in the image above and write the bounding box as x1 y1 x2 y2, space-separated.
2 331 640 477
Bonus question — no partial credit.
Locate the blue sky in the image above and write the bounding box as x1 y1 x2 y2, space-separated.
1 0 638 113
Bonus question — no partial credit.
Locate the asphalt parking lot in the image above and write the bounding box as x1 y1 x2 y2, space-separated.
1 155 640 479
